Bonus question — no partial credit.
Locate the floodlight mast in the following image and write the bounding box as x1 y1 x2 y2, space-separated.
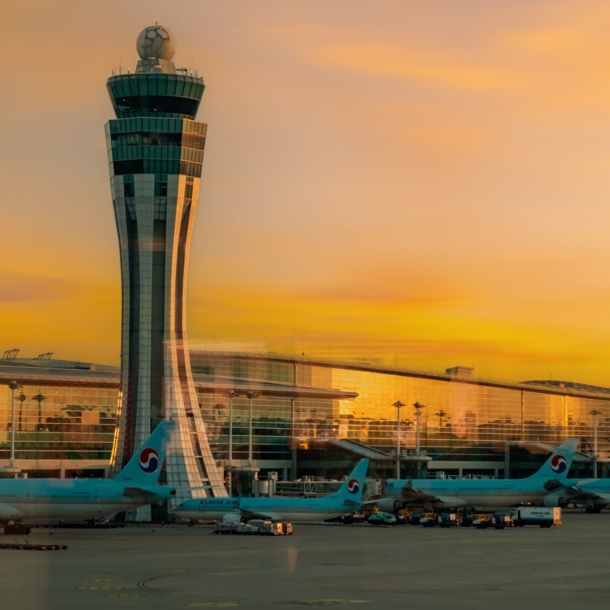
5 381 21 474
392 400 405 478
246 391 258 465
590 408 602 479
225 390 239 495
413 402 425 456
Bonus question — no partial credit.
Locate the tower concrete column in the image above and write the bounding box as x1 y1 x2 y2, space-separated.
105 25 227 519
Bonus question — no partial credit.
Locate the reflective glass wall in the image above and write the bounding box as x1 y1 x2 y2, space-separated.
323 365 610 461
0 384 118 465
2 354 607 475
192 353 610 464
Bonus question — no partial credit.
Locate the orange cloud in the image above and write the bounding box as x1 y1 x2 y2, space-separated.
498 30 582 54
306 43 525 91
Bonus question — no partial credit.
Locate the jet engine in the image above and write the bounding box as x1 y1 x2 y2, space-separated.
432 497 468 509
375 498 405 513
542 494 568 508
222 513 241 524
0 504 24 521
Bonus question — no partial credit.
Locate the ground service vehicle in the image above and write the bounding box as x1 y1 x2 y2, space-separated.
281 522 293 535
368 512 397 526
474 514 512 529
215 521 291 535
439 512 458 527
492 514 512 529
421 513 439 527
461 514 475 527
511 507 561 527
473 514 493 529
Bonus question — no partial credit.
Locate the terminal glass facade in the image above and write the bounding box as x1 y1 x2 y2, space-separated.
191 353 610 469
1 353 608 478
0 384 118 464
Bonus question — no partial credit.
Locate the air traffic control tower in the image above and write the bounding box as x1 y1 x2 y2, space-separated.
105 26 227 518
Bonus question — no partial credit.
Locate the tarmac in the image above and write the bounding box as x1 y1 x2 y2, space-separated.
2 511 610 610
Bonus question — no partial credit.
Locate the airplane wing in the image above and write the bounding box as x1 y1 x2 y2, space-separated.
399 481 439 503
238 508 283 521
561 487 610 502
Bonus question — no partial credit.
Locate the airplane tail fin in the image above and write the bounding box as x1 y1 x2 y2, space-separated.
328 459 369 504
114 420 176 484
526 438 579 480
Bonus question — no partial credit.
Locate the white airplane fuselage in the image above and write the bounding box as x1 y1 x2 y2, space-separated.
0 479 174 523
176 497 355 523
384 479 565 509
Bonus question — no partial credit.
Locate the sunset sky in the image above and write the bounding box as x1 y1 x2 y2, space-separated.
3 1 610 384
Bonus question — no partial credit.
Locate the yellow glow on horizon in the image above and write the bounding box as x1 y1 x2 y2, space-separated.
4 2 610 387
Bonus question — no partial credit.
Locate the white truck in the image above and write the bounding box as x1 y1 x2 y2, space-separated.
510 507 561 528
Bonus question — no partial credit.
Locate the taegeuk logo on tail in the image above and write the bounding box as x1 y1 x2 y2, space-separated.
139 448 160 473
346 479 360 494
550 454 568 474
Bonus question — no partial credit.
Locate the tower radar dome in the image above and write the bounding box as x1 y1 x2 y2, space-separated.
136 25 175 61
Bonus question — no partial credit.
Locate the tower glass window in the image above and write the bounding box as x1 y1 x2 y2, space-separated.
123 175 135 197
154 175 168 196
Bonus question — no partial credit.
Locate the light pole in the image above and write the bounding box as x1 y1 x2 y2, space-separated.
291 397 297 480
246 391 258 465
7 381 20 470
413 402 425 456
590 408 602 479
225 390 239 495
392 401 405 478
16 391 25 431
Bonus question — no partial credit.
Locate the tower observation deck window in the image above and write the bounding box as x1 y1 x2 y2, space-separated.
154 174 168 196
123 174 135 197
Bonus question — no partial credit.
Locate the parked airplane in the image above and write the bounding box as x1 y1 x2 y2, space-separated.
175 458 369 524
375 438 579 512
0 420 176 534
544 477 610 512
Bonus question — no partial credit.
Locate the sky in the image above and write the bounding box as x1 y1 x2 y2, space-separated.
3 0 610 384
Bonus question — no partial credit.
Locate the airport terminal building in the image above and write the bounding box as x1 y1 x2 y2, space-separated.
0 351 606 484
3 27 605 506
